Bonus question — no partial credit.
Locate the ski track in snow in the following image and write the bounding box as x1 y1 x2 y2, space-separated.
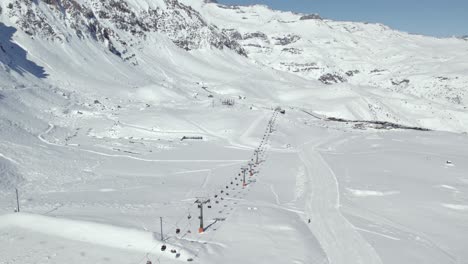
269 184 281 205
296 118 460 264
0 152 19 164
299 137 383 264
354 227 401 241
346 188 400 197
37 124 245 163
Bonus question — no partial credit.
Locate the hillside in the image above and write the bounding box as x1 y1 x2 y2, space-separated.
0 1 467 264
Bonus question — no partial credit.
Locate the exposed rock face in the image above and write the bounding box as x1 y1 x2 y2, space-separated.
345 70 360 77
223 29 243 40
299 14 322 20
244 32 269 41
4 0 246 63
319 73 347 85
280 62 320 73
2 0 467 107
273 34 301 46
391 79 410 86
282 48 303 54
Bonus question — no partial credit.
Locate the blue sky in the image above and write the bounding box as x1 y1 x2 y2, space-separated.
217 0 468 37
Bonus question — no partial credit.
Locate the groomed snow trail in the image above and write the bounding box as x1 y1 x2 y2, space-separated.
300 140 383 264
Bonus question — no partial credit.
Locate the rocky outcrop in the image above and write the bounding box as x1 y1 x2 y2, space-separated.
345 70 360 77
4 0 246 63
319 73 347 85
391 79 410 86
299 14 322 20
273 34 301 45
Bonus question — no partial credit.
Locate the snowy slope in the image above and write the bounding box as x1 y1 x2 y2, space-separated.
189 1 468 104
184 1 468 131
0 0 467 264
2 0 468 132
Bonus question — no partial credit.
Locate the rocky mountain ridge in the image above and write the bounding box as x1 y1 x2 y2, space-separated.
1 0 468 133
185 0 468 107
1 0 245 65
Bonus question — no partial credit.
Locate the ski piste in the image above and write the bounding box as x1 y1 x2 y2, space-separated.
1 0 467 263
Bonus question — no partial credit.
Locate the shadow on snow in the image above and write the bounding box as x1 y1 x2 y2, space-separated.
0 22 48 78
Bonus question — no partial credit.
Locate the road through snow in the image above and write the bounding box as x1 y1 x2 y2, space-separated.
300 141 383 264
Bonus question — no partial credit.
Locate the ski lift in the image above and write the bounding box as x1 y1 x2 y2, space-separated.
161 245 167 251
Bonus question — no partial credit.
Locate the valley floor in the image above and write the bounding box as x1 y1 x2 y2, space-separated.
1 98 467 264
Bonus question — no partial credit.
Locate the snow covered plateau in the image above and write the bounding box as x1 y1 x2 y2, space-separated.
0 0 467 263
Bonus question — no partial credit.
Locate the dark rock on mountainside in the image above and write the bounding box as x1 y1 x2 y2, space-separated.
280 62 319 72
319 73 346 85
282 48 303 54
273 34 301 45
345 70 360 77
223 29 243 40
391 79 410 86
4 0 246 63
299 14 322 20
244 32 269 41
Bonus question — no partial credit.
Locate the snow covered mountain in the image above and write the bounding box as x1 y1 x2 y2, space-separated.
1 0 468 132
1 1 468 264
3 0 245 61
188 1 468 105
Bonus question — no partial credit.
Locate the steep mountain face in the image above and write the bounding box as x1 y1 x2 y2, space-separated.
1 0 245 65
1 0 468 133
186 1 468 107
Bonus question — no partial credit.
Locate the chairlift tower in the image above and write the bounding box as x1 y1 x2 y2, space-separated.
241 167 248 187
195 198 210 233
248 162 255 176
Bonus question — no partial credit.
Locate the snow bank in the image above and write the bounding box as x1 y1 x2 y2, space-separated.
346 188 400 197
0 213 193 260
442 204 468 211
